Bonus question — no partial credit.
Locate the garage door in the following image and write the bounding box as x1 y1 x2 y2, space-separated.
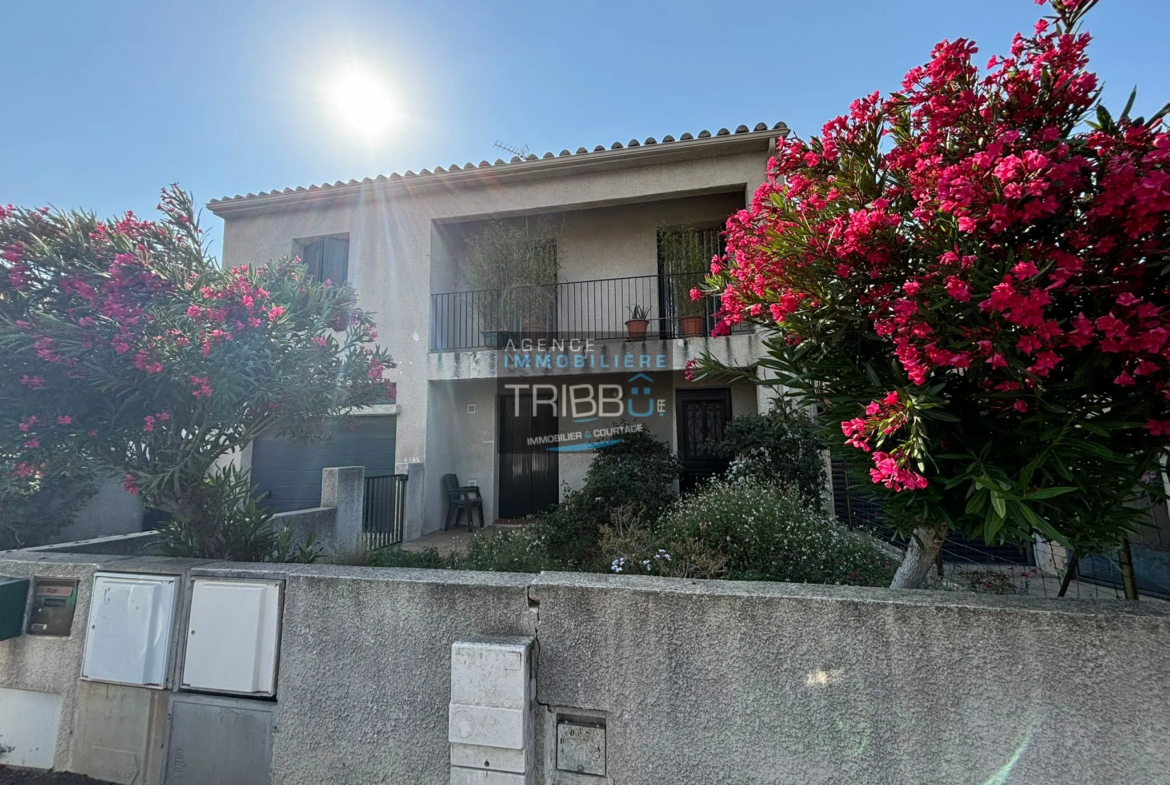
250 417 397 512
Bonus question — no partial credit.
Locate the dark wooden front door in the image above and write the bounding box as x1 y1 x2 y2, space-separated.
497 395 560 518
676 389 732 492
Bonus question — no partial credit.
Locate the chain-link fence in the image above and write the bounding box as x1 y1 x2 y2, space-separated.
830 458 1170 603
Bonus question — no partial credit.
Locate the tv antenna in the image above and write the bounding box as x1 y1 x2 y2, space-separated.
493 140 530 159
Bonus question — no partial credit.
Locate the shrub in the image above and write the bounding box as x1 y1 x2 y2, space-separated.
0 468 97 550
695 0 1170 588
599 505 728 579
642 479 897 586
152 466 319 562
371 526 551 573
369 546 453 570
716 404 826 507
459 526 553 573
541 426 680 568
0 187 394 550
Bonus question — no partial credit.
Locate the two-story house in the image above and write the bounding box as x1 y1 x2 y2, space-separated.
207 122 788 541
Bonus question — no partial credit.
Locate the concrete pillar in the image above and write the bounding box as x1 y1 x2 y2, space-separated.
396 462 426 543
321 466 364 552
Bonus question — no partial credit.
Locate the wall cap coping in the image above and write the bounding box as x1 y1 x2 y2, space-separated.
2 554 1163 620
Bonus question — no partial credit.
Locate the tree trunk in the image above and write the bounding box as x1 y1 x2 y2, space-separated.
890 526 948 589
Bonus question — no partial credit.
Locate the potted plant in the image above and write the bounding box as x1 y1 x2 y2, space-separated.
464 220 559 347
625 304 651 340
675 291 707 338
658 226 713 338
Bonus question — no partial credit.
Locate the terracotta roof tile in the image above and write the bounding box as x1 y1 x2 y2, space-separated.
209 121 789 205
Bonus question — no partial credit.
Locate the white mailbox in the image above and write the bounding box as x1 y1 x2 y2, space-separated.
181 579 282 697
449 637 533 785
81 573 177 688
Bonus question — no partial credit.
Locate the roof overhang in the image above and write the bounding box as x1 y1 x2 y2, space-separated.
207 126 785 219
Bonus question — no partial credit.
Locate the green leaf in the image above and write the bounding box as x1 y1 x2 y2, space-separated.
984 514 1004 543
1075 421 1109 437
1029 514 1069 548
991 493 1007 519
1121 86 1138 120
1074 440 1122 461
1026 486 1076 500
1096 104 1113 130
966 491 987 514
974 476 1001 492
1051 453 1074 481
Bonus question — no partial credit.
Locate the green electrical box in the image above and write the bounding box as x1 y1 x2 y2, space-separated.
0 577 30 641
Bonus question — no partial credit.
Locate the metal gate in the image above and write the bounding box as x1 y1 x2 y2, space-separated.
363 474 407 548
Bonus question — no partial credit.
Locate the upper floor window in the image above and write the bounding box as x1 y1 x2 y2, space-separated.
294 234 349 285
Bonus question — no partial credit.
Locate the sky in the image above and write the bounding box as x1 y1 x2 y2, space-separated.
4 0 1168 256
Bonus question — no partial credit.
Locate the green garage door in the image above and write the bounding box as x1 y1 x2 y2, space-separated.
251 417 397 513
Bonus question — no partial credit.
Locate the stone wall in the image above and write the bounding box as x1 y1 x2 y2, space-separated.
0 554 1167 784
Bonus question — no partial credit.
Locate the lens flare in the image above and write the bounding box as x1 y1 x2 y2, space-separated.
329 69 395 138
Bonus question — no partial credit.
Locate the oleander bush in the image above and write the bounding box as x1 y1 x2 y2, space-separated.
694 0 1170 587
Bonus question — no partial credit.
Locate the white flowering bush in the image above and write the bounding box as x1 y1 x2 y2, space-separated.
642 479 897 586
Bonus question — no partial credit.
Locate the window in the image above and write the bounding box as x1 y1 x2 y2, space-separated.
656 226 724 336
294 235 349 285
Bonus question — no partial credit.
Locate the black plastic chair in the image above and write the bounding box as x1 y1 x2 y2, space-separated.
442 473 484 531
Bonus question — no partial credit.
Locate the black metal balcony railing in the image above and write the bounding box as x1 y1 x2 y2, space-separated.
430 272 750 351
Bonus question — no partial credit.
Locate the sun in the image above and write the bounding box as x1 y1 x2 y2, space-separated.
329 69 395 138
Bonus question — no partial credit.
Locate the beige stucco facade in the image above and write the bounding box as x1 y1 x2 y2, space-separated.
209 127 783 533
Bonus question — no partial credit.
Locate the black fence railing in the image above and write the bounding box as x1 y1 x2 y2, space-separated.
831 458 1170 599
363 473 407 549
430 273 751 351
831 458 1033 564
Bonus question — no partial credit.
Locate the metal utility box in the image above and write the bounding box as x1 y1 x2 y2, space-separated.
0 686 64 769
181 578 282 697
557 721 606 776
163 693 275 785
27 578 78 636
449 637 534 784
0 577 29 641
81 572 178 688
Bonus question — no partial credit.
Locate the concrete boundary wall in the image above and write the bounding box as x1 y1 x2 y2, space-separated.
0 555 1167 784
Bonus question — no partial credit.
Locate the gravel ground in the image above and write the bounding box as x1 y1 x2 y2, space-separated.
0 767 116 785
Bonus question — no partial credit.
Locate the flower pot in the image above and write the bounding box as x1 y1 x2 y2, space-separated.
625 319 649 340
678 315 705 338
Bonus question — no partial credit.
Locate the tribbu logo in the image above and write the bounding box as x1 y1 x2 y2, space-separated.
504 373 666 421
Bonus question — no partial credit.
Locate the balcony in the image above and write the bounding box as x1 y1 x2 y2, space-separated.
429 272 749 352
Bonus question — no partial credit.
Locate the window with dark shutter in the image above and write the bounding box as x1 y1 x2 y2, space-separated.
294 235 349 285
